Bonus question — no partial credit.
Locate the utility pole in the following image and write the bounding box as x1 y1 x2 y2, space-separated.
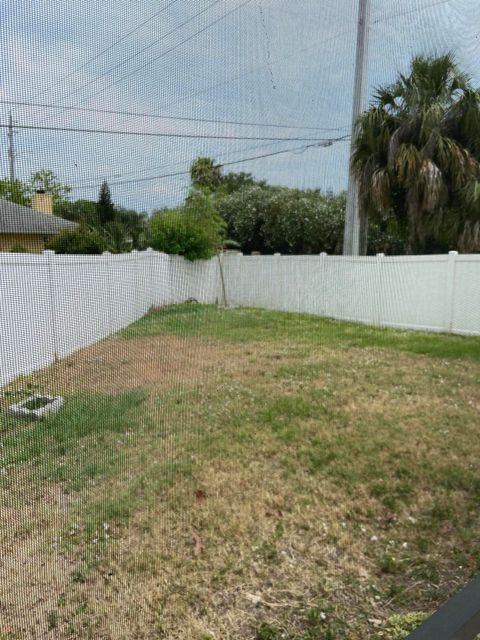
7 111 15 182
343 0 370 255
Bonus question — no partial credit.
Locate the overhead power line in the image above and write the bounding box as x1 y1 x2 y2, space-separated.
80 0 255 104
33 0 182 101
66 139 291 184
0 99 349 133
60 0 223 102
73 136 350 190
0 121 336 142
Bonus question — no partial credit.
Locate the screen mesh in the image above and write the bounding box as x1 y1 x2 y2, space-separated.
1 1 480 638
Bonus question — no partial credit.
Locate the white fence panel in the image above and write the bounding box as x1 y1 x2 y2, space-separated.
221 252 480 335
451 255 480 335
49 253 112 358
0 254 54 384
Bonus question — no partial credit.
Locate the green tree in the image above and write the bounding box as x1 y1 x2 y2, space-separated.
0 171 72 211
97 180 115 225
352 54 480 253
56 199 100 226
115 207 148 249
190 157 223 192
30 170 72 212
101 220 132 253
219 171 264 195
46 226 106 254
149 190 226 260
0 179 31 206
218 185 349 254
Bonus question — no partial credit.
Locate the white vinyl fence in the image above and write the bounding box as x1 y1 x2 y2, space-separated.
0 250 221 386
222 251 480 336
1 249 479 385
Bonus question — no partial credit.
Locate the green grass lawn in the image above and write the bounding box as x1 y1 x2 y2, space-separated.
122 303 480 360
1 304 480 639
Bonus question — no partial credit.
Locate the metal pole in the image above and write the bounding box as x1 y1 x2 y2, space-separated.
343 0 370 255
7 111 15 182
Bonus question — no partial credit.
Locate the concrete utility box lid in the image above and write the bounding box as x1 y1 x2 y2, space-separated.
8 394 64 419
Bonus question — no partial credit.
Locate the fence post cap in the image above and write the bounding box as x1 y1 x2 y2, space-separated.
320 252 327 256
448 250 459 256
273 252 281 256
376 253 385 257
145 247 154 252
42 249 55 256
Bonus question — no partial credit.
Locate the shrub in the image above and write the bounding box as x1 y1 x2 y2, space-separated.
46 226 106 254
149 190 225 260
217 186 346 254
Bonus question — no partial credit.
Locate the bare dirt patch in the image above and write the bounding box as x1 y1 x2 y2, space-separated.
24 335 308 398
29 335 237 394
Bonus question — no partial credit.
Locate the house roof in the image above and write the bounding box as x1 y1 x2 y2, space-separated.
0 198 78 235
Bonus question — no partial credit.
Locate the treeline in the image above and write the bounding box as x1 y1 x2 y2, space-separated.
0 163 404 256
150 157 405 258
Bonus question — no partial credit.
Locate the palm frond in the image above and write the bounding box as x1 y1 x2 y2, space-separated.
388 120 415 168
395 144 421 187
418 159 447 211
461 179 480 214
459 221 480 251
419 103 443 145
371 167 391 211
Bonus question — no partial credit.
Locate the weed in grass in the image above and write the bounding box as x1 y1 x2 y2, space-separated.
46 609 58 630
413 560 440 585
256 541 279 563
374 612 429 639
71 568 87 584
256 622 283 640
380 554 402 574
83 492 133 537
307 447 337 473
273 520 284 541
416 537 430 553
386 581 405 603
438 465 480 497
382 494 399 511
429 500 453 523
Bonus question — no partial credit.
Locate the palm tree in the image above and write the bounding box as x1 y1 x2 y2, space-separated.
352 54 480 253
190 157 223 192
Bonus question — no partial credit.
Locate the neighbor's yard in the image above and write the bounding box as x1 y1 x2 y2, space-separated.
1 304 480 639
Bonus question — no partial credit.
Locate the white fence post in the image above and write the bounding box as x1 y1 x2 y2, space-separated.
445 251 458 333
42 249 59 362
145 247 155 308
375 253 385 326
319 252 327 316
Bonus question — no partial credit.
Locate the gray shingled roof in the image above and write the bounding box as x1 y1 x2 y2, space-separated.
0 198 78 234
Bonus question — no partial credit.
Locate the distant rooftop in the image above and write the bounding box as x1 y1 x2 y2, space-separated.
0 198 78 235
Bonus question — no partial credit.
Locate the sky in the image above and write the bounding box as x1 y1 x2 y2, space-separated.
0 0 479 213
